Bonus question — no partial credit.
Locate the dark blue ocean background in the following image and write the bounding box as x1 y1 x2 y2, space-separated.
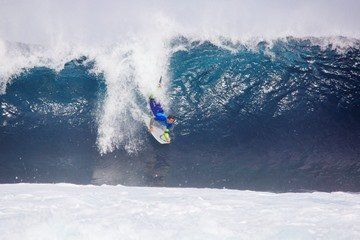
1 38 359 192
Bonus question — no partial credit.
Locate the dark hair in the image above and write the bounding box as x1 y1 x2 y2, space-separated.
167 115 175 120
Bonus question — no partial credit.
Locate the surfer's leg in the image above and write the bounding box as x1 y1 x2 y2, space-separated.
149 99 158 116
149 99 164 116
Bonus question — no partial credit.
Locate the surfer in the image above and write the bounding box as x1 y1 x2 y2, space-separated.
149 96 175 142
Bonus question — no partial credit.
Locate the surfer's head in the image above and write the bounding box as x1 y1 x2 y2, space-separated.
167 115 175 124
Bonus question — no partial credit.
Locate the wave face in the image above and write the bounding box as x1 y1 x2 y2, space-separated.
1 37 359 192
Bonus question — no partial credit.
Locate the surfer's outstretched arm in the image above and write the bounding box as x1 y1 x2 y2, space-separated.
149 117 154 131
158 76 162 88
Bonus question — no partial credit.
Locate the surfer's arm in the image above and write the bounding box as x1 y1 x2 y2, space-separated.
154 113 166 121
149 117 154 131
158 76 162 88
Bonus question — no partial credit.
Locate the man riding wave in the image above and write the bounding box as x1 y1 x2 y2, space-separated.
149 95 175 143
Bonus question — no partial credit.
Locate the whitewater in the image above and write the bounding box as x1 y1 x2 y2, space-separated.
0 183 359 240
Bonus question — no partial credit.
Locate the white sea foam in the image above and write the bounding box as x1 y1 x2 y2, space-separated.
0 0 359 153
0 183 359 240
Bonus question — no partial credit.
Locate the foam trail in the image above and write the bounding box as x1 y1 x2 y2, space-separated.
92 16 174 154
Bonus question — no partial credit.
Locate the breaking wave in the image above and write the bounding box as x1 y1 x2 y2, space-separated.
1 0 359 191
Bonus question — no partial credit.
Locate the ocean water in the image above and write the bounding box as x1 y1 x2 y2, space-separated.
0 0 359 192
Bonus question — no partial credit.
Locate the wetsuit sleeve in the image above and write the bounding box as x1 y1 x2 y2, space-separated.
155 113 167 121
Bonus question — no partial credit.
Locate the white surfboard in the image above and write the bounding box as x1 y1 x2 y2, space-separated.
143 115 170 144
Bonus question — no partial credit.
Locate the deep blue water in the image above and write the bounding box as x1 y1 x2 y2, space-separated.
1 38 359 192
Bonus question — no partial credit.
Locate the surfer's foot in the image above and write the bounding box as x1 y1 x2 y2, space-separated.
149 94 155 100
149 126 154 132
